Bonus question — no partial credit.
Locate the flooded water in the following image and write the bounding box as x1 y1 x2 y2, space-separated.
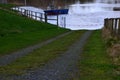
14 0 120 30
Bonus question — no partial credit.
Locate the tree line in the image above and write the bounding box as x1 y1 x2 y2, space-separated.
7 0 94 9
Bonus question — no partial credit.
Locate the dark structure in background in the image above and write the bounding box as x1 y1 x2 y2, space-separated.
44 9 69 15
0 0 7 3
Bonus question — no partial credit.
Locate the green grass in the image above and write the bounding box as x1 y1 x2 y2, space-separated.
0 30 85 75
74 30 116 80
0 9 70 56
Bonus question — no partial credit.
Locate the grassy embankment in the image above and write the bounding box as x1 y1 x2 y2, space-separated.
73 30 118 80
0 4 86 76
0 6 70 56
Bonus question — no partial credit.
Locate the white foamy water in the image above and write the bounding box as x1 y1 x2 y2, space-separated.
63 11 120 30
13 0 120 30
60 0 120 30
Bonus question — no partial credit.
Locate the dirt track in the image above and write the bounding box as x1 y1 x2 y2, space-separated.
0 31 73 66
0 30 92 80
7 31 93 80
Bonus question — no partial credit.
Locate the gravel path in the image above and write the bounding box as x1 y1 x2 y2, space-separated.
0 31 73 66
5 30 93 80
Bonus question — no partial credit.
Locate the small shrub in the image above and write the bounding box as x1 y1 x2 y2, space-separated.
108 44 120 60
106 37 118 47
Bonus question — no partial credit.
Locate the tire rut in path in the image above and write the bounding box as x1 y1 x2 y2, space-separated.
0 31 73 66
11 30 93 80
